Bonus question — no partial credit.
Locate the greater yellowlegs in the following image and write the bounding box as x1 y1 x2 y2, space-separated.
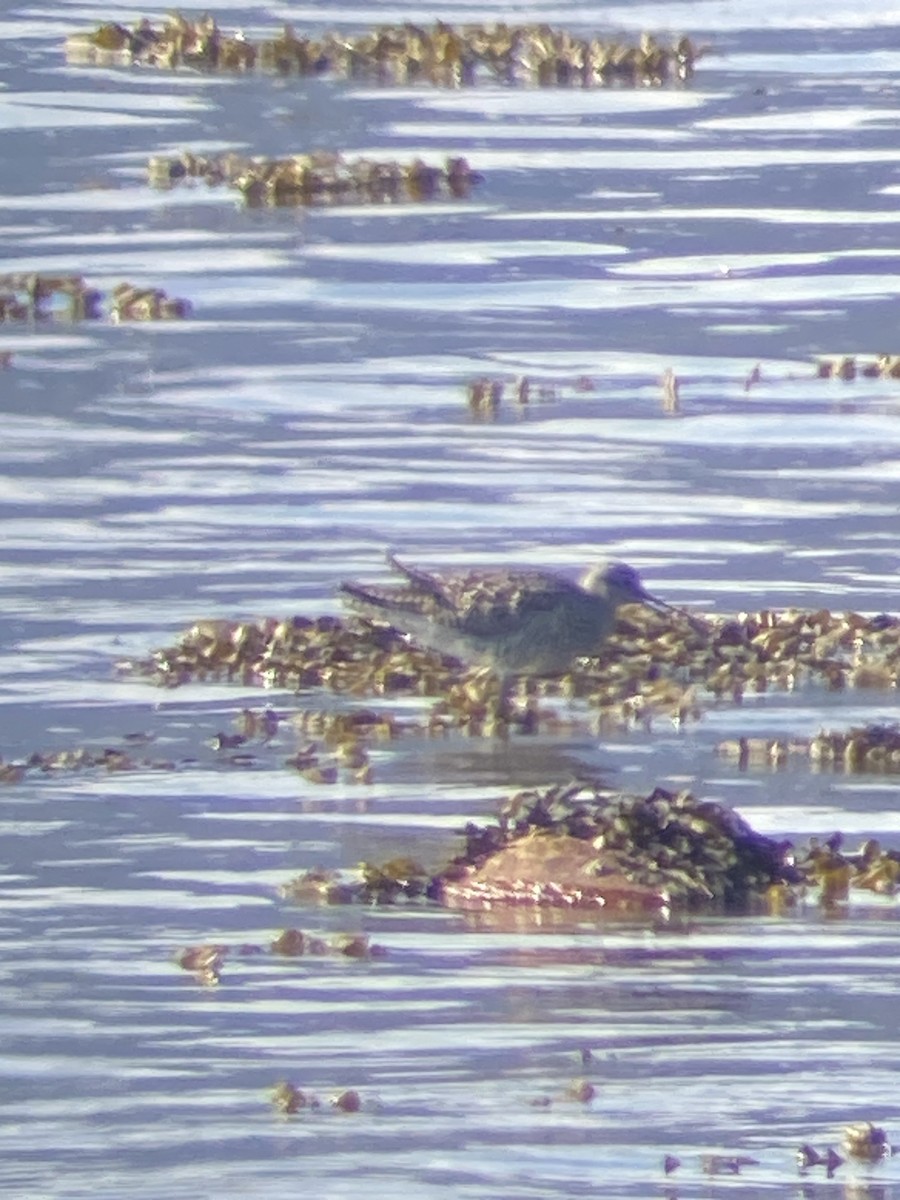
341 552 674 678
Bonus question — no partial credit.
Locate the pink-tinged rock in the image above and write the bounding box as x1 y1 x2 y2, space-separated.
437 831 668 912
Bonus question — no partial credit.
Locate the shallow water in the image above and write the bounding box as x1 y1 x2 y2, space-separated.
2 2 900 1196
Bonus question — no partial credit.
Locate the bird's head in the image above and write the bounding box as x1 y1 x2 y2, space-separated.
580 560 673 615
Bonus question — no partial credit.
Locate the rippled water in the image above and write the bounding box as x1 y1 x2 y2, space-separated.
3 1 900 1196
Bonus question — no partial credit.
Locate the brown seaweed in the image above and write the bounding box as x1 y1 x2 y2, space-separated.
123 605 900 738
66 16 705 89
149 149 480 207
816 354 900 380
0 273 190 323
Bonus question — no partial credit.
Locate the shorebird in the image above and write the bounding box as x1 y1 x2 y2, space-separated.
340 552 675 680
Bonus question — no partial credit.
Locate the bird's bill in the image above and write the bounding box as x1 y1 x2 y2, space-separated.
638 587 675 615
642 590 705 631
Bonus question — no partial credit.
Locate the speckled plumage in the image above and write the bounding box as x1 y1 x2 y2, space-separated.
341 553 670 676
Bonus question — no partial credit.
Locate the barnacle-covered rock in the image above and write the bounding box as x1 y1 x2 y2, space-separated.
440 831 668 911
435 782 797 911
283 779 900 913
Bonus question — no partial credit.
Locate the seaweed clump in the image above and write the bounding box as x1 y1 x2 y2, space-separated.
0 273 189 323
124 613 448 694
842 1121 893 1162
148 150 480 207
174 927 384 985
0 742 180 785
66 16 704 89
124 605 900 738
719 722 900 774
271 1082 361 1115
816 354 900 380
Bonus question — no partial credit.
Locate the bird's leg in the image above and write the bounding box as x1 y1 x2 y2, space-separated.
491 671 534 728
496 671 515 722
512 675 542 733
472 666 501 705
463 667 515 724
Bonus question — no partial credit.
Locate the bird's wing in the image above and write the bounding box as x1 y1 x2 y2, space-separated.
342 562 580 636
340 554 460 622
385 553 456 612
438 569 579 636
